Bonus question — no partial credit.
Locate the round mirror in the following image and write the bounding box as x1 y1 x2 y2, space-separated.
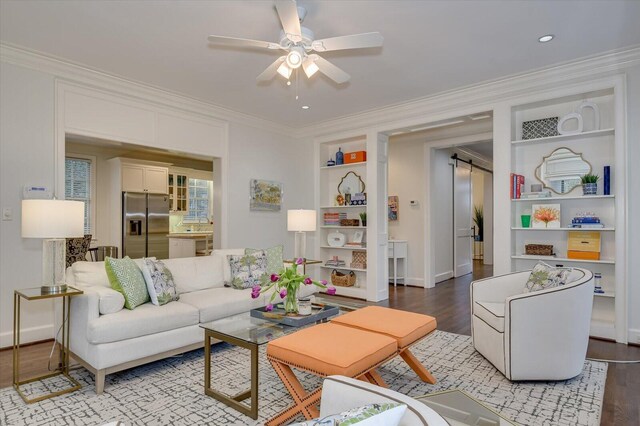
535 147 591 194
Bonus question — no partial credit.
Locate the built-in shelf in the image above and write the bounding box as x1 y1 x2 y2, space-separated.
320 205 367 209
594 292 615 298
320 162 366 170
511 128 615 146
321 286 367 299
590 318 616 340
511 195 614 202
512 255 615 264
320 246 367 251
320 265 367 273
511 227 615 231
320 226 366 229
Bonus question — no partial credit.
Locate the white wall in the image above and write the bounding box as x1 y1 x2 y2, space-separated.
0 60 312 347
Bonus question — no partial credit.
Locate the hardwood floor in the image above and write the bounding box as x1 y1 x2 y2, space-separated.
1 261 638 424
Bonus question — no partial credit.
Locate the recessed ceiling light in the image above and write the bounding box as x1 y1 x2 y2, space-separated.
301 105 310 110
538 34 554 43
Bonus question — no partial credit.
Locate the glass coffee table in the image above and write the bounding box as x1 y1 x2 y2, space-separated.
200 300 351 419
417 389 517 425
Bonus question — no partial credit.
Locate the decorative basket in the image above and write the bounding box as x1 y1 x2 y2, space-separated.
525 244 554 256
351 250 367 265
340 219 360 226
331 270 356 287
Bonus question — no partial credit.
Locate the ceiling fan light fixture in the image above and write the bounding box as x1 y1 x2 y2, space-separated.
277 62 292 79
286 47 304 69
302 57 319 78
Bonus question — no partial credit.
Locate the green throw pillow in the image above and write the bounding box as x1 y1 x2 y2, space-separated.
105 256 150 310
245 245 284 275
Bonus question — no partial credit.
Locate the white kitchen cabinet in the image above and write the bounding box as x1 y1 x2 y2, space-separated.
169 238 196 258
121 163 168 194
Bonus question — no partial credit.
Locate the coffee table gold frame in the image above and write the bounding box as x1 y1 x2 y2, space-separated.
204 329 259 419
13 287 83 404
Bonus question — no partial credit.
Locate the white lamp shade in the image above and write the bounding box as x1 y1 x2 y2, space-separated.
22 199 85 238
287 209 316 232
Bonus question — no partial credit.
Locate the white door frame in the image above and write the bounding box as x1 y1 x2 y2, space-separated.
453 160 473 277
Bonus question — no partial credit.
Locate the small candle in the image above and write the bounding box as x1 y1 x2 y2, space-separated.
298 298 312 316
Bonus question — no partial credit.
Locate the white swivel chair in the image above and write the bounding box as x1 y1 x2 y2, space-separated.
470 268 593 381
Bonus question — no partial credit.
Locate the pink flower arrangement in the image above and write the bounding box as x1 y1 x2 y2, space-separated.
253 257 336 314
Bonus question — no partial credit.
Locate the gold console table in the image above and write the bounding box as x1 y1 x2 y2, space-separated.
13 286 83 403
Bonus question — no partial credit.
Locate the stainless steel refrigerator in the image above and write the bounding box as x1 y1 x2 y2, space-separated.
122 192 169 259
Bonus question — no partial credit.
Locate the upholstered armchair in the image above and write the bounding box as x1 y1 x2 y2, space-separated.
470 268 593 381
66 234 92 267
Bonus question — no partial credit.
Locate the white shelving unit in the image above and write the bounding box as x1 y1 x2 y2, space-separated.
509 87 626 342
316 137 369 300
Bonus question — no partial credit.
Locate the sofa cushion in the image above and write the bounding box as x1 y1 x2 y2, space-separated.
105 257 150 310
211 248 245 284
141 259 179 305
267 323 397 377
72 258 153 288
331 306 436 349
473 301 505 333
87 301 199 344
162 256 224 294
178 287 266 323
246 245 284 275
228 252 268 289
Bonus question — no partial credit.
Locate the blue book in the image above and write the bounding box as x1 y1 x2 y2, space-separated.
603 166 611 195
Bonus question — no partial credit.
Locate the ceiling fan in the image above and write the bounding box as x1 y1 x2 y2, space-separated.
207 0 383 84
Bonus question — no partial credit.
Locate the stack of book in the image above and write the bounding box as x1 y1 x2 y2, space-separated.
520 191 552 199
510 173 525 199
570 213 605 229
325 258 346 267
344 242 365 248
324 212 347 226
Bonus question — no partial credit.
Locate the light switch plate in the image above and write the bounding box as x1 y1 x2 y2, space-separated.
2 208 12 221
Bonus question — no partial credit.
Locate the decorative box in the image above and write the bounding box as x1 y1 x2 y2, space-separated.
344 151 367 164
525 244 554 256
522 117 559 140
351 250 367 269
567 231 601 260
340 219 360 226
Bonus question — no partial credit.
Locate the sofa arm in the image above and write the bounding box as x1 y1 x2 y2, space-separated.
66 288 100 361
319 376 448 426
471 271 530 304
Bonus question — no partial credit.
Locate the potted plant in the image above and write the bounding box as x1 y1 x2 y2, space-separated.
581 173 599 195
473 205 483 241
359 212 367 227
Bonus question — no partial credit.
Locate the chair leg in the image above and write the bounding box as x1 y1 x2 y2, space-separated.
365 369 388 388
95 369 106 394
399 348 437 384
267 359 321 426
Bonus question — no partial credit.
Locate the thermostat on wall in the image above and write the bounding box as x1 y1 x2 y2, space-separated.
23 185 52 199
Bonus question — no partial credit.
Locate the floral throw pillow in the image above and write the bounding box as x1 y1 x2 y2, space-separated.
525 261 573 292
290 402 406 426
141 259 179 306
228 252 268 290
245 245 284 275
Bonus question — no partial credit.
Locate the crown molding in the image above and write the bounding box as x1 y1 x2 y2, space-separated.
0 42 294 136
294 45 640 139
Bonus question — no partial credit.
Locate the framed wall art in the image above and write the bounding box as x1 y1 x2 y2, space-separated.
388 196 399 221
250 179 283 211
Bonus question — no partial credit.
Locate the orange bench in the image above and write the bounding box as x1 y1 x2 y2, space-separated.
331 306 438 384
266 322 398 425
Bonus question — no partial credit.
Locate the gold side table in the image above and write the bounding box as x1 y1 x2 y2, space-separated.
283 259 322 274
13 286 83 403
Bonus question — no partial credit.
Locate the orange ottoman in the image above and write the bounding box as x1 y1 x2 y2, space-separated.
266 322 397 425
331 306 438 384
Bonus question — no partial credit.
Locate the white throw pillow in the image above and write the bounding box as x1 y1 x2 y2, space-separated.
92 286 126 315
211 248 245 284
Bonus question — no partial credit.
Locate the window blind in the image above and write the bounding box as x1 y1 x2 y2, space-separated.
65 157 92 234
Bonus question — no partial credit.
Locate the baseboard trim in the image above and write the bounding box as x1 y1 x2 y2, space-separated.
435 271 454 283
0 324 54 349
628 328 640 345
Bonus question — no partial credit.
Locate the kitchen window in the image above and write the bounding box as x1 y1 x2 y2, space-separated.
183 178 212 223
65 155 96 235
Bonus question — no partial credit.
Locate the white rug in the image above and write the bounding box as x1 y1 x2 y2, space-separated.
0 331 606 426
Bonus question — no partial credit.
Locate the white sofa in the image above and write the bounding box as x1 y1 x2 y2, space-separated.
470 268 594 381
318 376 448 426
63 249 317 394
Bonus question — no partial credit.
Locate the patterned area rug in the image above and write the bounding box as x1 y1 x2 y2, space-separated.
0 331 606 426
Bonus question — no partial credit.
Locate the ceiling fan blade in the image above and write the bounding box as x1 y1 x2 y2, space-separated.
312 55 350 84
256 56 287 81
275 0 302 42
311 32 384 52
208 35 281 50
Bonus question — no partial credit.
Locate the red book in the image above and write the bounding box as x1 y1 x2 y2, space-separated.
510 173 515 199
516 175 524 199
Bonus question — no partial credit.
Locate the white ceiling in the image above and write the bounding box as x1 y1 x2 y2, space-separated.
2 1 640 128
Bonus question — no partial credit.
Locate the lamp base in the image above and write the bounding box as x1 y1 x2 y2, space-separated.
294 231 307 260
41 284 68 294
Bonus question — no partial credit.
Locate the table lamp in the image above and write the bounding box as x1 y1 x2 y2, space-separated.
22 199 85 293
287 209 316 260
